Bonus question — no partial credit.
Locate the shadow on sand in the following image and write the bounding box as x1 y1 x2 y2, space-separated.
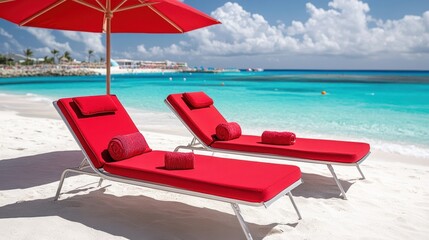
0 151 290 239
0 150 360 239
0 151 83 190
0 187 284 240
293 172 354 199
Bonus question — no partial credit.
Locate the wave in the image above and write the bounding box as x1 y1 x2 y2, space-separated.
371 141 429 158
25 93 54 103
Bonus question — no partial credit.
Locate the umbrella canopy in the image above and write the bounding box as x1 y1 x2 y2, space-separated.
0 0 220 94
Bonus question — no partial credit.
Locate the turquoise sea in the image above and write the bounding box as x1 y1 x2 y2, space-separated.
1 70 429 157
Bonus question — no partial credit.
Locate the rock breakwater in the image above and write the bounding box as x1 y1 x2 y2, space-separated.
0 66 98 77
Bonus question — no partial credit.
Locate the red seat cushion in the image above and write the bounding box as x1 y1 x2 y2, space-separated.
104 151 301 203
57 95 142 168
211 135 370 164
167 93 227 146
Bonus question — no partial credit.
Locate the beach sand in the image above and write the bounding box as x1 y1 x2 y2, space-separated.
1 93 428 240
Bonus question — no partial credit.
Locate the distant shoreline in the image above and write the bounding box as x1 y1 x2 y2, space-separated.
261 69 429 72
0 65 97 77
0 65 240 77
2 67 429 84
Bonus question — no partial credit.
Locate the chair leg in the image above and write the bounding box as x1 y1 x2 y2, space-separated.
190 137 197 146
54 169 73 201
327 164 348 200
287 192 302 220
231 203 253 240
356 164 366 179
97 178 104 187
54 168 99 201
78 158 88 169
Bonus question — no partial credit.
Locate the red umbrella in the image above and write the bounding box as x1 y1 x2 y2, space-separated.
0 0 220 94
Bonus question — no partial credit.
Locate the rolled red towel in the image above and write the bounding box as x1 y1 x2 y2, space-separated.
216 122 242 141
261 131 296 145
164 152 195 170
108 132 151 161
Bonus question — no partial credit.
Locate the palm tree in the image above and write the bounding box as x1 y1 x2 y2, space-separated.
6 57 14 66
23 48 33 65
88 49 94 63
51 49 59 64
43 56 53 64
63 51 72 62
0 54 5 65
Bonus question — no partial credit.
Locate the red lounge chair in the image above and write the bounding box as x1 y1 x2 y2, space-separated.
165 92 371 199
53 95 303 240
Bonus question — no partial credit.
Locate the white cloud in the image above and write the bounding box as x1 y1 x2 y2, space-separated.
196 0 429 57
374 13 429 54
24 29 104 59
286 0 371 54
25 28 72 53
136 0 429 62
0 27 13 38
187 2 297 56
137 43 186 59
285 0 429 56
32 47 53 56
61 31 104 54
137 44 149 55
0 27 23 50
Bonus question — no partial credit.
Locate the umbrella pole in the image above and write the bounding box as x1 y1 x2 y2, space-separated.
106 1 112 95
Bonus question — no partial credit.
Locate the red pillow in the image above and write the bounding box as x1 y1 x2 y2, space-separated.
73 95 118 116
183 92 214 108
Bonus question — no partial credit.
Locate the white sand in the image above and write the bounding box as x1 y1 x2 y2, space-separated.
1 93 428 240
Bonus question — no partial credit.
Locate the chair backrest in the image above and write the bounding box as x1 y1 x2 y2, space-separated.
166 93 227 146
56 95 140 168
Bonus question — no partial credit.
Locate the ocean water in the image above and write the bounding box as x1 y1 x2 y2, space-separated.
1 70 429 157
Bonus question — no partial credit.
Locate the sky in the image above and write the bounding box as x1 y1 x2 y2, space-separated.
1 0 429 70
